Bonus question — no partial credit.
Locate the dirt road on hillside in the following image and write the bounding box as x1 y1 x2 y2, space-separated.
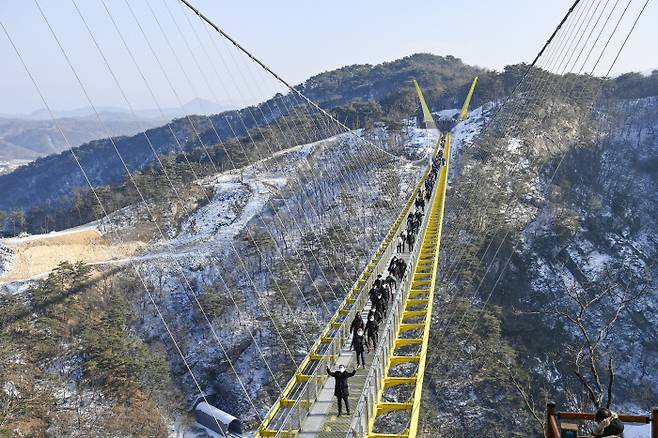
0 229 143 283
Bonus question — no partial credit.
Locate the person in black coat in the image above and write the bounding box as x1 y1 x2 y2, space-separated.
396 259 407 279
375 293 387 318
326 364 356 416
385 274 396 293
381 283 391 305
365 315 379 352
407 214 414 229
392 259 402 280
374 274 383 288
353 328 366 369
370 288 379 308
388 256 398 274
592 408 624 437
368 285 378 305
367 308 383 324
349 314 365 350
406 229 414 252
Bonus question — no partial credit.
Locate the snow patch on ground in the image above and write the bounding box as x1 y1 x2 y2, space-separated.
403 125 440 161
0 242 15 279
507 137 523 153
451 103 492 153
582 250 612 275
175 172 287 243
176 176 251 244
433 108 460 119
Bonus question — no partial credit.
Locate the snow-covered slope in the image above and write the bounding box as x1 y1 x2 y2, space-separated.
0 242 14 279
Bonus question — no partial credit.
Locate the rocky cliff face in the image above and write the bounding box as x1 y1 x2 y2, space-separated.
513 95 658 406
418 93 658 436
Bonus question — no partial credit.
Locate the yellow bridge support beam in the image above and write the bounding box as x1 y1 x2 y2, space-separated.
364 77 477 438
460 77 479 121
412 79 437 130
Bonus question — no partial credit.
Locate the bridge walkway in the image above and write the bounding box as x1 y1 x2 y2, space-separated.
300 253 411 438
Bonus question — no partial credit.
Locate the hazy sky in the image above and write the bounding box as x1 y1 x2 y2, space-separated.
0 0 655 115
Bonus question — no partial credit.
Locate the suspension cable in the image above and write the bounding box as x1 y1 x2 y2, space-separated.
34 0 279 421
175 0 399 160
0 18 230 436
434 0 649 384
69 0 285 396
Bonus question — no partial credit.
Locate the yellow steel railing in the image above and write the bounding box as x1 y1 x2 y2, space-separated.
347 77 477 438
366 131 451 438
257 77 477 438
255 130 435 438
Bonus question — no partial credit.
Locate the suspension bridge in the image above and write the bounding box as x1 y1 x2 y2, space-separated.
0 0 654 437
254 79 477 438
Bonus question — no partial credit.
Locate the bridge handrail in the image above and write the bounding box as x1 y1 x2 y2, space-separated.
270 170 433 437
346 143 442 437
257 148 435 437
345 77 476 437
260 77 476 437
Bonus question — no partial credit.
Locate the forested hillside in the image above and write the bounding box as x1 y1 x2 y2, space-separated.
0 54 488 233
419 70 658 436
0 53 656 437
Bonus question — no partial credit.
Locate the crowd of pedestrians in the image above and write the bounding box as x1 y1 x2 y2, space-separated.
327 146 446 417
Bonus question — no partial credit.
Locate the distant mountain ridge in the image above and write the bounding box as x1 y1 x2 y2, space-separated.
1 54 655 217
1 97 238 122
0 116 166 161
0 98 240 161
0 54 484 213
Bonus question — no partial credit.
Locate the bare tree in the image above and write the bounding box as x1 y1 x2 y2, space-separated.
493 358 546 432
551 266 652 409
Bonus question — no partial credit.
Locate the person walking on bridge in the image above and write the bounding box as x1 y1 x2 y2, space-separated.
383 283 391 303
388 256 398 275
414 209 423 227
353 328 366 369
385 273 397 292
349 313 364 350
368 308 383 324
395 258 407 280
406 229 415 252
375 292 387 318
365 315 379 352
326 364 356 416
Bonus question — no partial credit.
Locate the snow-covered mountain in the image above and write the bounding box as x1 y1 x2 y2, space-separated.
1 55 656 437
